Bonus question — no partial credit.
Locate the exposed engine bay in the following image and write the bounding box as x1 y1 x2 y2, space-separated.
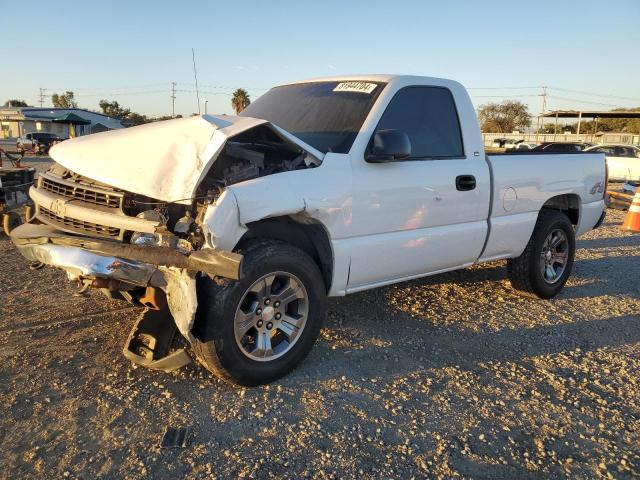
32 122 321 252
201 124 320 190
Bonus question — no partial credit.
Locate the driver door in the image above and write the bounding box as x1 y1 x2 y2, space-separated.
347 86 490 290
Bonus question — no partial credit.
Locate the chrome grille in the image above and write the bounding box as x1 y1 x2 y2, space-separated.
39 206 122 239
40 176 122 209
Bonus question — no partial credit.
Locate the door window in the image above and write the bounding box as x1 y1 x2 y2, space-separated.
617 146 637 158
373 87 464 159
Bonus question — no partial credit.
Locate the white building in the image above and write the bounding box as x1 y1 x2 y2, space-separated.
0 107 124 139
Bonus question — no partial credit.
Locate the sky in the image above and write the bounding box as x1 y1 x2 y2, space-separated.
1 0 639 118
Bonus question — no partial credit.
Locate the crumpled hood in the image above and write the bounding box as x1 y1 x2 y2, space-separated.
49 114 322 204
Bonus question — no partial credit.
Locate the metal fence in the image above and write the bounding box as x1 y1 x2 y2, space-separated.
482 132 640 146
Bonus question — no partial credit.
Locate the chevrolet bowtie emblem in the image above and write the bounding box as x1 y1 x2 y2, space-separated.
50 198 69 218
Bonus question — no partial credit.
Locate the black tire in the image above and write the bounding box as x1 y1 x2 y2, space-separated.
507 209 575 299
192 240 326 386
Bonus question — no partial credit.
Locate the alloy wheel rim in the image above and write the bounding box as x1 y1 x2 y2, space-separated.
234 271 309 362
540 229 569 284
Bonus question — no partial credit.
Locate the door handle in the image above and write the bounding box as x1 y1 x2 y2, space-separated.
456 175 476 191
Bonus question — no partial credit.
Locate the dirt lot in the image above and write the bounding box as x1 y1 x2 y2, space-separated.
1 159 639 479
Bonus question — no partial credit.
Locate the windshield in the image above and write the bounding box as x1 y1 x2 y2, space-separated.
240 81 385 154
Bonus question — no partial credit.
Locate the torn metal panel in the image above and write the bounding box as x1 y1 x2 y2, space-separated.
159 267 198 342
201 189 247 251
17 241 157 285
10 223 242 280
123 302 192 372
188 249 242 280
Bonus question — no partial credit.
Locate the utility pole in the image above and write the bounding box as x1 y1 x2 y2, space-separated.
171 82 177 118
536 86 548 142
39 88 47 107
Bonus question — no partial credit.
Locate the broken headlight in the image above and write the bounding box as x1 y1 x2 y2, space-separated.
130 210 165 247
130 231 161 247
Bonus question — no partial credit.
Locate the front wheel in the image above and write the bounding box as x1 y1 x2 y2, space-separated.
192 240 326 386
507 209 575 299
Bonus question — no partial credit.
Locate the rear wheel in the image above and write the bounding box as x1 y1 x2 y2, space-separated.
192 240 326 386
507 209 575 299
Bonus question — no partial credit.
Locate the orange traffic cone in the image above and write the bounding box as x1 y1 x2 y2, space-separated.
621 189 640 233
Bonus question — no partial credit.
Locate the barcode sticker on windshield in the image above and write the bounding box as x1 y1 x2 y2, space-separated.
333 82 377 94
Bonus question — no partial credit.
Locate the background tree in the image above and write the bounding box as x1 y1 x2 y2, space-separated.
537 108 640 135
4 99 28 107
591 108 640 134
99 100 131 119
125 112 149 126
231 89 251 114
478 101 531 133
98 99 149 126
51 91 78 108
539 123 575 134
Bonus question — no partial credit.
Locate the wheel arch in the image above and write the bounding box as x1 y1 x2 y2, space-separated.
541 193 581 225
236 215 334 293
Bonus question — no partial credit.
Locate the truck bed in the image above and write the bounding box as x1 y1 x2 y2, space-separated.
479 152 606 262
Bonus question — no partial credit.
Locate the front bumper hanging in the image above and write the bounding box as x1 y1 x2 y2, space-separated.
10 223 243 344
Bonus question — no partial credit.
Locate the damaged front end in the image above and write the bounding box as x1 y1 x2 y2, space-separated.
10 114 322 372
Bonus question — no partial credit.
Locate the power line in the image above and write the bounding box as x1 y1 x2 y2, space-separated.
470 94 542 98
468 86 543 90
72 90 170 97
550 87 640 103
176 89 235 95
46 82 171 93
181 82 270 91
547 95 626 108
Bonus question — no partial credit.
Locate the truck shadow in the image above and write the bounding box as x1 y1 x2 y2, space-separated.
306 308 640 383
297 251 639 384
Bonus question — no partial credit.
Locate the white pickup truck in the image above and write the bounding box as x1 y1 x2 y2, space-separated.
10 75 607 386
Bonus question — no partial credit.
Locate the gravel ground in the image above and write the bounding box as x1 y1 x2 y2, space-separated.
1 159 639 479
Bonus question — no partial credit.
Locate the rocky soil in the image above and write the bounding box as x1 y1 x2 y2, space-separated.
1 160 638 478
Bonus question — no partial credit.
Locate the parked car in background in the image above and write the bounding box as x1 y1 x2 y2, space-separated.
584 144 640 181
17 132 66 154
513 141 538 151
491 138 520 149
531 142 593 153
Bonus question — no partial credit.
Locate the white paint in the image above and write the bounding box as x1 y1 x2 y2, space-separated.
48 114 323 204
577 200 606 235
502 187 517 212
585 144 640 182
201 189 247 251
159 267 198 342
40 75 607 304
198 75 606 297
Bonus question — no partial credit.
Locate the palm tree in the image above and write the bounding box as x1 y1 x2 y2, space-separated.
231 89 251 114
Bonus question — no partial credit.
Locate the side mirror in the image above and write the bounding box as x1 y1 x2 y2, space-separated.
365 129 411 163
